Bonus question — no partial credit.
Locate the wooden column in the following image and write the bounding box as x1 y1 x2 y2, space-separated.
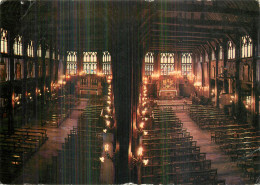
33 42 39 116
77 46 83 74
49 44 54 89
22 38 28 125
251 27 259 128
154 51 159 75
223 40 229 93
208 50 212 98
215 46 220 107
8 31 15 133
110 4 141 182
234 41 242 119
41 41 47 107
97 51 103 74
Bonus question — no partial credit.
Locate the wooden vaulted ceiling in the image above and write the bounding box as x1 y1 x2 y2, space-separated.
141 0 259 53
0 0 259 53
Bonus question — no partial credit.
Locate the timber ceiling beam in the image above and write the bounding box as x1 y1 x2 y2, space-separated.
152 17 251 30
154 1 258 18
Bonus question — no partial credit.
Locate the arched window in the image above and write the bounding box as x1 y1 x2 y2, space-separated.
227 41 235 59
145 52 154 76
181 53 192 75
27 41 34 57
219 46 223 60
13 35 23 56
37 44 41 57
1 28 8 54
160 53 174 75
83 52 97 74
103 51 111 75
241 35 252 58
52 50 55 60
66 51 77 75
211 49 216 60
205 52 209 62
46 49 50 58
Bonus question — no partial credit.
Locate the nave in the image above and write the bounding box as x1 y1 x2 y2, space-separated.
0 0 259 184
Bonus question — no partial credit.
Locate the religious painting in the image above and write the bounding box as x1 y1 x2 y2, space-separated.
52 61 56 81
243 65 249 82
226 61 235 78
38 61 43 77
15 62 21 80
46 60 49 76
203 63 209 86
0 62 6 82
210 61 216 79
27 60 34 78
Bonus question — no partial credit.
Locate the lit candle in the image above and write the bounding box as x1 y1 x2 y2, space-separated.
105 144 109 152
142 159 149 165
100 157 105 163
137 146 143 157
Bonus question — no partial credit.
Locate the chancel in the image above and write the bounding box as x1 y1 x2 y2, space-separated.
0 0 259 184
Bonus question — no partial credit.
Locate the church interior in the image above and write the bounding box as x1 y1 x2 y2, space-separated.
0 0 259 184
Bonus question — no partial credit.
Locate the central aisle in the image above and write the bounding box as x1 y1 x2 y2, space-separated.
12 100 88 184
175 112 249 185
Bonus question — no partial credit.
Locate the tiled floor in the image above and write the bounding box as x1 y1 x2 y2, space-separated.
175 111 251 185
12 100 88 184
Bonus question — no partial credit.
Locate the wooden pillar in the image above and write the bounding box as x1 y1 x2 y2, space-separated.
41 41 47 107
201 51 205 87
33 42 39 116
178 52 182 72
154 51 159 75
251 28 259 128
49 44 54 89
208 50 212 98
8 31 15 133
22 38 28 125
234 41 242 119
215 46 219 107
223 40 229 93
77 46 83 74
111 4 141 182
97 51 103 74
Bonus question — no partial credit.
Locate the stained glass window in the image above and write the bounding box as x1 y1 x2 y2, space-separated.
67 51 77 75
37 44 41 57
83 52 97 74
219 46 223 60
227 41 235 59
13 35 23 56
145 52 154 76
46 49 50 58
160 53 174 75
1 28 8 54
241 35 252 58
27 41 34 57
181 53 192 75
103 51 111 75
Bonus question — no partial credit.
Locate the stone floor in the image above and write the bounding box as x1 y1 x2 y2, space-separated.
12 100 88 184
175 111 251 185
